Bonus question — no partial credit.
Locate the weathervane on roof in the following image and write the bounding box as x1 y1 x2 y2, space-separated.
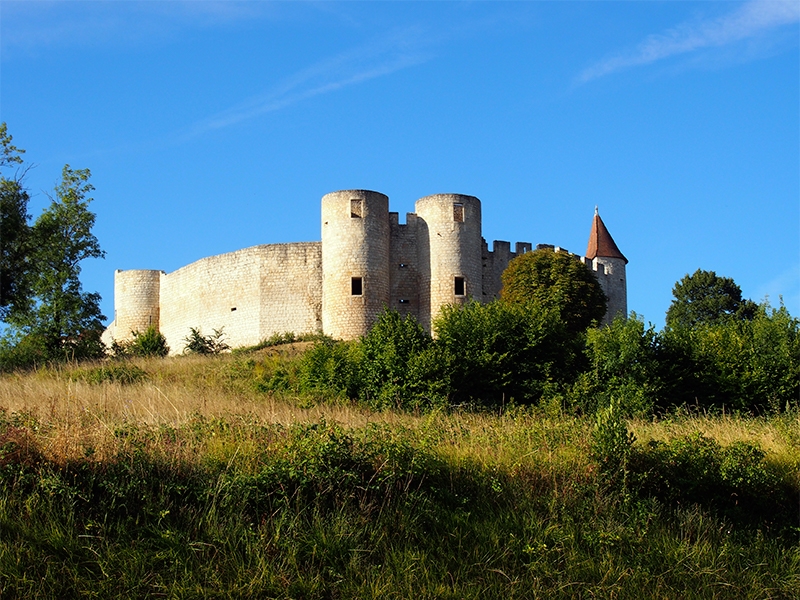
595 205 599 216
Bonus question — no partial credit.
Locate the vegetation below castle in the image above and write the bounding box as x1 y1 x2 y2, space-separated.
1 352 799 598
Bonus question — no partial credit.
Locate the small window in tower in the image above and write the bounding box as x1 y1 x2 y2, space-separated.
351 199 363 218
454 277 465 296
453 203 464 222
231 307 237 312
351 277 363 296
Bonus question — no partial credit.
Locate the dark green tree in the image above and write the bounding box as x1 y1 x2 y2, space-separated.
665 269 757 329
0 123 32 321
6 165 106 360
501 247 607 334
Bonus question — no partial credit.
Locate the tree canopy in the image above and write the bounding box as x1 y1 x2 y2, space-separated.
500 247 607 334
0 123 31 320
0 124 105 365
665 269 757 329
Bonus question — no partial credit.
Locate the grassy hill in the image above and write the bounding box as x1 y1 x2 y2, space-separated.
0 349 798 598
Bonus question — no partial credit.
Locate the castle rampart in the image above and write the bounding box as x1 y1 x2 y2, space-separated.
103 189 627 353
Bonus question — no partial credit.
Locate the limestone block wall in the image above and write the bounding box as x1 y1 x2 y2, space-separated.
159 243 322 354
322 190 390 340
415 194 483 332
389 212 420 321
259 242 322 337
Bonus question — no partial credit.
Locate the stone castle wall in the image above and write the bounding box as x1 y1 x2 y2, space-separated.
106 243 322 354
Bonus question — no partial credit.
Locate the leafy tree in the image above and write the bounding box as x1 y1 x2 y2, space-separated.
6 165 106 360
0 123 31 320
665 269 757 329
501 247 607 334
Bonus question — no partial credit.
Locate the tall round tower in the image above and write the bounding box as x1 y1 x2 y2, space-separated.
321 190 390 340
113 269 162 340
414 194 483 332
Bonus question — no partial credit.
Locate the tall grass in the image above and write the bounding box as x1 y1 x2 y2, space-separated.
0 352 798 598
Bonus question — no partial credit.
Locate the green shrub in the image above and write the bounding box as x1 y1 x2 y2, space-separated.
573 313 660 416
124 326 169 358
590 398 635 489
182 327 229 355
357 310 434 408
298 339 361 399
433 301 581 405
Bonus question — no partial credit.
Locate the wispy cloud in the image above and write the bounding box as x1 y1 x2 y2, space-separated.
578 0 800 83
187 27 431 134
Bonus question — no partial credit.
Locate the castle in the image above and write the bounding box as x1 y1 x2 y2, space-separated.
102 190 627 353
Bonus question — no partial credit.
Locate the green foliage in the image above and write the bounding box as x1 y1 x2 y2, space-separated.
659 302 799 413
357 310 436 407
590 399 636 488
666 269 758 329
2 164 106 364
182 327 229 355
298 338 362 399
434 301 581 405
0 178 32 321
573 313 661 416
630 434 789 526
501 247 607 334
119 326 169 358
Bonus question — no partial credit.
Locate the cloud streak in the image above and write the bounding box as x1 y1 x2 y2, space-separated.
578 0 800 83
188 27 431 134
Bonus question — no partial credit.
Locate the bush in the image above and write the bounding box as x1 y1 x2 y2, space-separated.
183 327 229 355
572 313 660 416
659 303 800 413
357 310 434 408
434 301 581 405
116 326 169 358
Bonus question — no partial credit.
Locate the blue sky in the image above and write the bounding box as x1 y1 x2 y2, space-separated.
1 0 798 329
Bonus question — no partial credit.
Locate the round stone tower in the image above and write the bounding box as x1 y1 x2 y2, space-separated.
414 194 483 332
321 190 390 340
113 269 162 340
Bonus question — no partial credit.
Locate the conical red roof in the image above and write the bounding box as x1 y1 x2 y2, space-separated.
586 209 627 264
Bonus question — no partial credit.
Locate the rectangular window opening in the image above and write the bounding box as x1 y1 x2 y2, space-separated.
350 199 363 218
454 277 465 296
453 203 464 222
351 277 363 296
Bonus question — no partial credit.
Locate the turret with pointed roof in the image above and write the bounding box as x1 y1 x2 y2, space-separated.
584 208 627 325
586 206 627 264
